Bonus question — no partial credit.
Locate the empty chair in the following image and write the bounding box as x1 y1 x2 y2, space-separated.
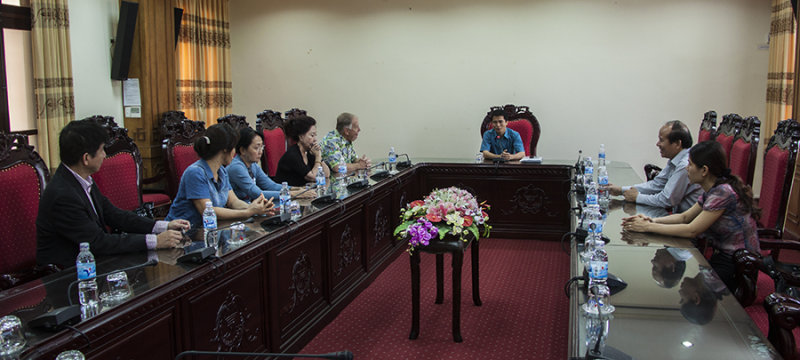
0 133 58 289
90 115 171 218
716 113 744 159
256 110 287 177
727 116 761 186
698 110 718 143
479 104 541 156
161 111 206 198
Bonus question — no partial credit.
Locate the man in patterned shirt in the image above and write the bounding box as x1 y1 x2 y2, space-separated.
321 112 371 172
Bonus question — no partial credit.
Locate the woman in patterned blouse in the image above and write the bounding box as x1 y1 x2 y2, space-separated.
623 140 760 290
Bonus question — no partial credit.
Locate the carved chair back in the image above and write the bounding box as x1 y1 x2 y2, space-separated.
716 113 743 160
89 115 144 211
728 116 761 187
0 133 49 277
161 111 206 198
256 110 287 177
217 114 251 131
480 104 541 156
758 118 800 231
698 110 718 143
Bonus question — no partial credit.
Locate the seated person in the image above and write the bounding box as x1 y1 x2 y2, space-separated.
36 119 189 268
608 120 702 213
227 128 315 202
679 265 728 325
479 109 525 161
274 115 330 187
321 112 370 172
623 141 760 290
166 124 276 227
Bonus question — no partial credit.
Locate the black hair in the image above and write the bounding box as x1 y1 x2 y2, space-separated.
489 109 505 119
661 261 686 289
236 127 263 155
664 120 693 149
680 274 721 325
194 123 239 160
689 141 760 219
284 115 317 141
59 118 109 166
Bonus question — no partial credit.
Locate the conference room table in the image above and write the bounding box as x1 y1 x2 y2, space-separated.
567 161 780 359
0 157 576 359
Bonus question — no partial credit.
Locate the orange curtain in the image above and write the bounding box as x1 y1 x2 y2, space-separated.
30 0 74 169
765 0 797 136
175 0 232 126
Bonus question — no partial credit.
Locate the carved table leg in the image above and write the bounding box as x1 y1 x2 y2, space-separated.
410 251 420 340
472 239 481 306
435 254 444 304
452 250 463 343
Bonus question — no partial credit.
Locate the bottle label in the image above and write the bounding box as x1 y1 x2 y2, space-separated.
589 261 608 280
203 216 217 230
584 167 593 176
77 262 96 280
598 175 609 186
586 194 598 205
338 164 347 174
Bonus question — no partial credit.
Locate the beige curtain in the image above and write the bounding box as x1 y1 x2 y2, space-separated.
175 0 232 126
30 0 74 168
765 0 797 136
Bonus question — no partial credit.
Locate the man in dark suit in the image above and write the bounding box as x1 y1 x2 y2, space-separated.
36 118 189 268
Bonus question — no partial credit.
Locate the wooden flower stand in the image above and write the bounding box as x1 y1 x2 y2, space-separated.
409 232 481 343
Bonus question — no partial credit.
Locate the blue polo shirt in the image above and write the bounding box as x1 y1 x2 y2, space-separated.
166 159 232 227
480 128 525 155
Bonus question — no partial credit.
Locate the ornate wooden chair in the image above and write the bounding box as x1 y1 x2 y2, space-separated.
480 104 541 156
284 108 307 120
217 114 251 131
728 116 761 187
698 110 718 143
733 119 800 307
0 133 59 290
161 111 206 198
716 113 744 161
89 115 171 218
256 110 287 177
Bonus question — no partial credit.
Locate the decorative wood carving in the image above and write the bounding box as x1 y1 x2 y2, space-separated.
161 110 206 144
284 108 308 120
480 104 541 156
217 114 250 131
212 291 260 351
700 110 718 138
718 113 744 138
255 110 285 131
336 224 360 276
373 205 389 246
281 251 319 316
501 184 557 217
731 116 761 186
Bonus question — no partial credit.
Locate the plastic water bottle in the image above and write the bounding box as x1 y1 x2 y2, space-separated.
315 165 326 194
585 181 598 207
388 147 397 174
597 144 609 207
76 242 98 306
336 154 348 180
202 201 217 246
475 152 484 163
280 182 291 214
585 240 614 314
583 156 594 188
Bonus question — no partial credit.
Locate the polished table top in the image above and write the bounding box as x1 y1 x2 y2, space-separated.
568 162 779 359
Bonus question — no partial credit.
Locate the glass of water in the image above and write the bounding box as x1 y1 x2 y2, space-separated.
56 350 86 360
0 315 26 356
104 271 132 301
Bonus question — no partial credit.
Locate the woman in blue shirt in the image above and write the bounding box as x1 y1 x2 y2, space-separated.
228 127 316 201
165 124 276 227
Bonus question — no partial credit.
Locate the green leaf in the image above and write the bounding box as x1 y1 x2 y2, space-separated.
467 224 479 239
393 221 413 236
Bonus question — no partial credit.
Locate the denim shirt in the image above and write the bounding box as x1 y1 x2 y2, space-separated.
165 159 231 227
480 128 524 155
227 154 282 202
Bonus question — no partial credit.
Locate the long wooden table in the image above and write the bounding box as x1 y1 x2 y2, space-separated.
0 159 574 359
568 161 780 359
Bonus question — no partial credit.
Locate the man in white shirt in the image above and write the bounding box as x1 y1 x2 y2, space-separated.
608 120 702 213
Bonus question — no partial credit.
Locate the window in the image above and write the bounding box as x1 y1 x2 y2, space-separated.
0 1 35 145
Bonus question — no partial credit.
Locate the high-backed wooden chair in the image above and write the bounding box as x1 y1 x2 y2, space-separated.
698 110 718 143
256 110 287 177
479 104 541 156
716 113 744 160
728 116 761 187
0 133 58 290
89 115 171 218
285 108 307 120
217 114 251 131
161 111 206 198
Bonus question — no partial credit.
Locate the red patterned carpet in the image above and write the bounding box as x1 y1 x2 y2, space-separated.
300 238 570 359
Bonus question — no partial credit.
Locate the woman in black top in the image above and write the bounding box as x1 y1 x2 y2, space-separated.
275 115 331 186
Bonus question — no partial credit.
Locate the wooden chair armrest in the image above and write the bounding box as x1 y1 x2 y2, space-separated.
0 263 60 290
142 171 165 185
759 228 783 239
760 238 800 251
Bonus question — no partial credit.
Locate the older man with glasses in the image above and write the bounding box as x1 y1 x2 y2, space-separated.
321 112 371 172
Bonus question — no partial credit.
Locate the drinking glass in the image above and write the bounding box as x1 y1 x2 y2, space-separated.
228 223 247 246
0 315 26 356
105 271 132 301
55 350 86 360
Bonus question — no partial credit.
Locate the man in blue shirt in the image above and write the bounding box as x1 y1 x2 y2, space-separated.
479 109 525 161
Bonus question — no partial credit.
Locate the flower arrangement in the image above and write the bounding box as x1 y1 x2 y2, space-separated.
394 187 491 253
